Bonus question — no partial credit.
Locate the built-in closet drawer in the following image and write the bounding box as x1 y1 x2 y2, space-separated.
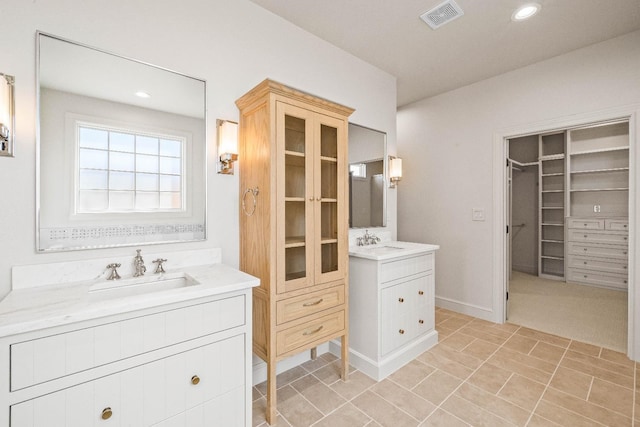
380 253 433 284
567 218 605 230
605 219 629 231
10 296 245 391
10 334 246 427
566 268 628 290
567 242 628 260
567 256 628 275
567 230 629 245
276 284 345 325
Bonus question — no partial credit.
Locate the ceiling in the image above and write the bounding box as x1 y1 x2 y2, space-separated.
250 0 640 107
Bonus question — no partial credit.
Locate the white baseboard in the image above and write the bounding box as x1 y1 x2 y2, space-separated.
435 296 495 322
252 343 330 386
328 331 438 381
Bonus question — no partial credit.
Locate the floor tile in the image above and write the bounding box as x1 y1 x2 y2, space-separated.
598 347 634 368
534 400 600 427
370 379 435 421
291 374 347 415
516 327 571 348
440 394 515 427
388 359 436 390
417 348 474 380
560 356 634 389
351 390 420 427
255 365 308 395
568 341 601 357
541 387 632 426
276 385 324 427
529 341 565 365
455 382 530 426
440 332 476 351
419 409 470 426
496 374 546 411
548 366 592 400
311 403 371 427
412 369 462 406
587 377 633 417
330 369 376 401
460 339 499 360
502 334 538 355
466 363 512 394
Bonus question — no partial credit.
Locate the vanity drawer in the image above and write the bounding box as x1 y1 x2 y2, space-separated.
567 230 629 245
380 253 433 284
567 256 628 275
567 242 628 260
276 284 345 325
605 219 629 231
276 310 345 356
567 268 628 290
567 218 604 230
10 295 245 391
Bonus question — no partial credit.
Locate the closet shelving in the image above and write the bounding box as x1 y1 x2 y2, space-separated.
538 132 566 280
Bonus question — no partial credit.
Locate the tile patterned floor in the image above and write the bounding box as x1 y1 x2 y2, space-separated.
252 307 638 427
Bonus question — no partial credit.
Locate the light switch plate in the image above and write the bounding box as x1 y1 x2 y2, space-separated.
472 208 485 221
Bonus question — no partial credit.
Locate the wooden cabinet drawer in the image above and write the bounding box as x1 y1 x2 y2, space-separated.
10 334 246 427
568 230 629 245
10 296 245 391
567 256 628 275
567 218 604 230
605 219 629 231
567 242 628 260
567 268 628 290
380 253 433 284
276 285 344 325
276 311 344 356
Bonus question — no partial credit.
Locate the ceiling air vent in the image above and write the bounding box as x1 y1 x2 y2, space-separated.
420 0 464 30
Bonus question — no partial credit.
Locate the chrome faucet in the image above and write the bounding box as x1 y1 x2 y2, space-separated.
153 258 167 274
356 230 381 246
133 249 146 277
106 263 121 280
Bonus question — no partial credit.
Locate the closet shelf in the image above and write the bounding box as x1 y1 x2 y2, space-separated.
570 167 629 175
540 154 565 161
541 190 564 193
541 239 564 244
541 255 564 261
541 223 564 226
570 146 629 156
570 188 629 192
542 172 564 177
541 207 564 210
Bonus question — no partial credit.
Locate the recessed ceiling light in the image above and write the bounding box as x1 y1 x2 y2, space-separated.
135 91 151 99
512 3 541 21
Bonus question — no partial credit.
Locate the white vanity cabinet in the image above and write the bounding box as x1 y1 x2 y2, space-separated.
336 243 439 381
0 263 257 427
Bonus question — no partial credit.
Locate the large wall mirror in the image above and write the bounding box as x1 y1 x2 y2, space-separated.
348 123 387 228
37 32 207 251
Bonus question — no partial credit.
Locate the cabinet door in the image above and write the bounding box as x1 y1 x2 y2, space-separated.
314 114 348 285
276 102 315 294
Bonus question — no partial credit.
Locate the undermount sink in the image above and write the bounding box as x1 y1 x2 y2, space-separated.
361 245 405 254
89 272 199 298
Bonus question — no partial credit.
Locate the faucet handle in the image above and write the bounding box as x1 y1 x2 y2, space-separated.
153 258 167 274
106 263 121 280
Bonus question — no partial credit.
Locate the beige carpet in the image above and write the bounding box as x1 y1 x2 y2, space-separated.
508 271 627 352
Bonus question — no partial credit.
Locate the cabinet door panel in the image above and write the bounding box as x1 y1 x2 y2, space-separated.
143 358 167 425
94 373 121 426
65 381 93 427
33 390 65 427
120 365 145 426
165 352 187 418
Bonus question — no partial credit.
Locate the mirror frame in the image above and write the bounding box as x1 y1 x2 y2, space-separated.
35 31 208 252
348 122 388 229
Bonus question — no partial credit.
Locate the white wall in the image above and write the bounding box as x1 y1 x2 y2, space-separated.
397 31 640 323
0 0 397 299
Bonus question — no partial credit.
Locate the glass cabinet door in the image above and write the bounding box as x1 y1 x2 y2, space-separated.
277 103 314 294
314 115 346 284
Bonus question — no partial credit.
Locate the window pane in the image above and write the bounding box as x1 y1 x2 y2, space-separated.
79 127 108 150
160 192 182 209
160 156 181 174
110 152 135 172
160 139 181 157
136 191 159 210
136 173 158 191
110 132 134 152
137 136 159 155
159 175 181 192
109 191 134 210
136 154 159 173
79 148 108 170
78 190 108 211
109 171 134 190
79 169 108 190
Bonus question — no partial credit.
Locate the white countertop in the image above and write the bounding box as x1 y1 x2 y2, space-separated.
0 263 259 338
349 241 439 261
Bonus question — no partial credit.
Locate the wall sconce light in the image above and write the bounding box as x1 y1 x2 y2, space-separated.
217 119 238 175
389 155 403 188
0 73 15 157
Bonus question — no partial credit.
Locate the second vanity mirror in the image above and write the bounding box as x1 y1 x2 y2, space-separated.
37 32 207 251
348 123 387 228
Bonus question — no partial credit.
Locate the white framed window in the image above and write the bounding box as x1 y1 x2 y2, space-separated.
350 163 367 178
75 122 185 213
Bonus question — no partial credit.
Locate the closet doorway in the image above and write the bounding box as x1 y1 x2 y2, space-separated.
505 120 630 352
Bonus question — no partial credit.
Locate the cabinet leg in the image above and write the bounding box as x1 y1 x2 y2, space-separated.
266 360 277 425
340 334 349 381
310 347 317 360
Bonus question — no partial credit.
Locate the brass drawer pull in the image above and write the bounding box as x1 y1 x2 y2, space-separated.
303 325 324 336
418 290 424 295
398 298 404 303
101 407 112 420
303 298 324 307
399 329 405 335
419 319 424 324
191 375 200 385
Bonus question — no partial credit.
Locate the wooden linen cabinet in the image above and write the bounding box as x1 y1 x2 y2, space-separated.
236 79 353 424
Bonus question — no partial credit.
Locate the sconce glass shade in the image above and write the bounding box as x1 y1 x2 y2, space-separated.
217 119 238 174
389 156 402 187
0 73 15 157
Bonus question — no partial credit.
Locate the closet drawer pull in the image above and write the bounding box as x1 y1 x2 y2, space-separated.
303 298 324 307
303 325 324 336
418 290 424 295
191 375 200 385
418 319 424 324
398 298 404 303
398 329 405 335
101 407 112 420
